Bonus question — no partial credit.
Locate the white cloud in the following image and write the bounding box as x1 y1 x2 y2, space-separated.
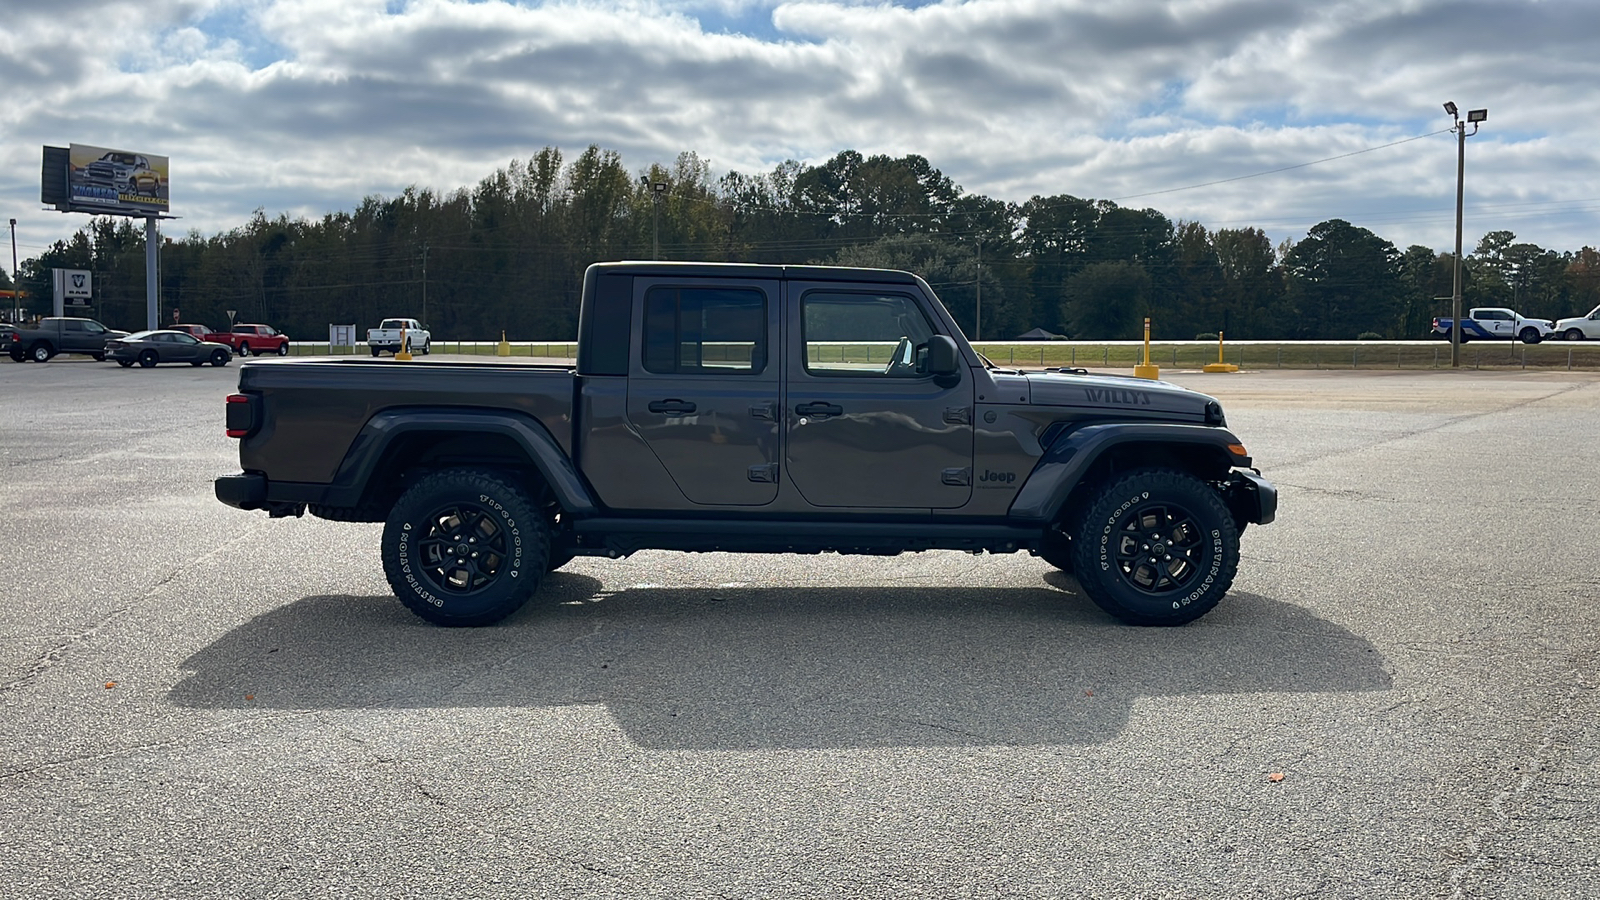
1 0 1595 261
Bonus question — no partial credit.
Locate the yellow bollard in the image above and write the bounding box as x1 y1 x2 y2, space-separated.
1133 317 1160 380
496 330 512 357
394 325 413 361
1203 330 1239 373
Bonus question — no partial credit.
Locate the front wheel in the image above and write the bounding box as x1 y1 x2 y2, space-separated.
1071 468 1239 626
381 468 550 626
421 340 430 355
210 350 230 366
276 342 289 356
1519 327 1542 344
1566 329 1586 341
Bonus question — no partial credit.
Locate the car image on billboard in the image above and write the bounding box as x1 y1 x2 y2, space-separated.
67 144 169 216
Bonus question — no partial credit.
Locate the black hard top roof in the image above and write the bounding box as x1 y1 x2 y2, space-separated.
589 261 918 284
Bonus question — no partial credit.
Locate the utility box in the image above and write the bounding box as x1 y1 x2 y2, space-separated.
329 324 357 347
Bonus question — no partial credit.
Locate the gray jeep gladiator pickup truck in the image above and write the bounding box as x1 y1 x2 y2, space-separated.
216 261 1275 627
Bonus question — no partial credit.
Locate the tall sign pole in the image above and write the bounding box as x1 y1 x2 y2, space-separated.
145 217 159 330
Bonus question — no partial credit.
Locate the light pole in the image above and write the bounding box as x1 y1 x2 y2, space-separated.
1444 102 1487 368
8 218 16 324
649 179 668 258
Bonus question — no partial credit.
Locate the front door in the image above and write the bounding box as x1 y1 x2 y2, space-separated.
783 285 973 509
625 278 781 507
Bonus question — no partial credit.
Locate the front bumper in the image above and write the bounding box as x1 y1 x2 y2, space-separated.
1224 470 1277 526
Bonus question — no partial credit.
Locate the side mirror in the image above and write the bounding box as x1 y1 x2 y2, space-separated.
926 334 960 376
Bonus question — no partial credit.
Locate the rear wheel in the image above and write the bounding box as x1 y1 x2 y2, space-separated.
371 346 381 357
92 352 106 362
189 360 203 367
138 350 158 368
117 359 133 368
381 468 549 626
237 342 251 357
1071 468 1239 626
29 343 52 363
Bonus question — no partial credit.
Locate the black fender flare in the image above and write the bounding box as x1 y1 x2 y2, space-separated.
1008 423 1249 524
322 407 598 515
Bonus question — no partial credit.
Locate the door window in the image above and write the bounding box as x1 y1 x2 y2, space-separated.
802 292 936 378
642 287 766 375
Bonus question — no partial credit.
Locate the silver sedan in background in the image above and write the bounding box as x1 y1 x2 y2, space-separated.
106 330 233 368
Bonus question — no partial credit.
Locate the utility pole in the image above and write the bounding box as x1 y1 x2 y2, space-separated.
421 242 428 325
8 218 17 324
974 240 982 342
1444 102 1488 368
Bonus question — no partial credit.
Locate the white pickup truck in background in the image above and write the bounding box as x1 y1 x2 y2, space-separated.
1431 307 1554 344
367 318 431 356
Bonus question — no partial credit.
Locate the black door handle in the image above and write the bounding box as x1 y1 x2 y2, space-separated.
795 401 843 418
648 399 697 416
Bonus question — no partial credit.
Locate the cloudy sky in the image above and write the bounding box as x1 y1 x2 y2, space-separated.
2 0 1596 265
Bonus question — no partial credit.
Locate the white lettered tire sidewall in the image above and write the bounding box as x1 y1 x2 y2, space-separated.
381 468 549 626
1071 468 1239 626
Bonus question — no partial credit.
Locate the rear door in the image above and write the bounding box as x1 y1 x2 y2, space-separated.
624 277 782 506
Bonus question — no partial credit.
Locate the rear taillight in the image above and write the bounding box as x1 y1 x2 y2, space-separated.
225 393 259 438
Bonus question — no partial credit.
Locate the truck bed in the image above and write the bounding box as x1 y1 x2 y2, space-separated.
236 357 576 484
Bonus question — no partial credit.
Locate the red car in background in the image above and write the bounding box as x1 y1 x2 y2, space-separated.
171 323 290 356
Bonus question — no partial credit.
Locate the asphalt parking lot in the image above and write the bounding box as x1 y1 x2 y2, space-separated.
1 358 1596 899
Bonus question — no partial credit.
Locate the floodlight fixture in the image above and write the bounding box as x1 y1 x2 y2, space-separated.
1443 101 1458 116
1467 108 1488 123
1444 102 1489 367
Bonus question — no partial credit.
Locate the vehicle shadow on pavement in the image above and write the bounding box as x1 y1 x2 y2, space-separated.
169 571 1391 749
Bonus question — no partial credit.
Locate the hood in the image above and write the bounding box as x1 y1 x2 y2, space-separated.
1022 370 1223 423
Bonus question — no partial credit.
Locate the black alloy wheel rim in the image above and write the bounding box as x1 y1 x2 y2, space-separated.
414 502 510 595
1110 500 1207 596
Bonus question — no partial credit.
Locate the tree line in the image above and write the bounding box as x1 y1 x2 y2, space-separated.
13 146 1600 341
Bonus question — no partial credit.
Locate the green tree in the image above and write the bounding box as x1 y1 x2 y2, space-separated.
1281 219 1402 338
1062 261 1150 339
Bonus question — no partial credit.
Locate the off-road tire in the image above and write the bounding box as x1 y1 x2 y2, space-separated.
1071 468 1239 626
381 468 548 626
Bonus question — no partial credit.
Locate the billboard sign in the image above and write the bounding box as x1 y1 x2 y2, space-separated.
65 144 169 216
